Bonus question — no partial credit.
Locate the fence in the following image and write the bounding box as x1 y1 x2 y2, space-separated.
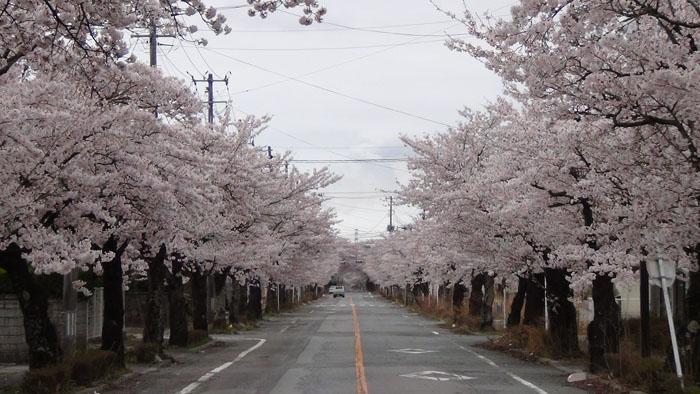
0 288 103 364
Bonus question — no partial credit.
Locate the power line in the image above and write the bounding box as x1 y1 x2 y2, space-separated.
159 47 190 80
280 10 467 38
218 20 453 32
233 105 410 173
323 191 396 194
205 48 451 127
181 39 445 52
194 44 224 79
290 158 408 163
329 203 390 212
279 145 407 150
231 24 460 96
178 41 206 76
326 196 389 200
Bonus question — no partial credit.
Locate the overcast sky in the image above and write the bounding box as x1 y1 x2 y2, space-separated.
131 0 512 240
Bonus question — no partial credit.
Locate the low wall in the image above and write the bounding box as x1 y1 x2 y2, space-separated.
0 288 103 364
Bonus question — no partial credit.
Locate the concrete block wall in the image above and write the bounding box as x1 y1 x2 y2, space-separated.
0 289 103 364
0 295 30 363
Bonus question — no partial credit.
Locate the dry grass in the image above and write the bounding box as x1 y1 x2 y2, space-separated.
485 326 553 359
604 340 700 393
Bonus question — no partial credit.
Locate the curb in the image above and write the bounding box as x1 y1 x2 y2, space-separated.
77 337 221 394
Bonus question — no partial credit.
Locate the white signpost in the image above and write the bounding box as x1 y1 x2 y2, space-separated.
646 257 684 390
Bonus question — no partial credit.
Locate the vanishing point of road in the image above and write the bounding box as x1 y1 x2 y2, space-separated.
103 292 584 394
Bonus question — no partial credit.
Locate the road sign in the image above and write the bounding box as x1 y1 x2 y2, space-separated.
647 257 685 389
646 258 676 288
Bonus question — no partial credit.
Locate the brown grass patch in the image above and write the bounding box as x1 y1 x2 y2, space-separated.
484 326 553 360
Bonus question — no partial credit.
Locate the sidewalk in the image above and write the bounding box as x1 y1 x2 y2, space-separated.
0 335 220 393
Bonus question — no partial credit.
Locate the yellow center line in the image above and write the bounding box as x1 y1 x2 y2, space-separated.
349 296 369 394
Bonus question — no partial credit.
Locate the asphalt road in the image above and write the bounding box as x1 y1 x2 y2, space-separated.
104 292 585 394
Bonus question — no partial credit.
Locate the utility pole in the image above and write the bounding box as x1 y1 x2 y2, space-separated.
354 229 359 263
132 21 175 68
192 73 229 125
132 21 174 116
387 196 395 232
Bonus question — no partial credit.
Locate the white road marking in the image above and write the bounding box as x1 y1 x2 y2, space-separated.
279 325 290 334
400 370 474 382
506 372 549 394
388 348 437 354
456 345 548 394
431 331 439 335
176 338 266 394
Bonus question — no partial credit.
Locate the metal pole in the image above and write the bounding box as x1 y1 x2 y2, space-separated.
659 259 684 390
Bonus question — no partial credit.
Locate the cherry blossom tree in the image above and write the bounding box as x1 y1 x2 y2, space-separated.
1 0 336 368
441 0 699 370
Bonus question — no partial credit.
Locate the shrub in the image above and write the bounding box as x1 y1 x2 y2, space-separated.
131 342 160 364
21 363 71 394
490 325 552 358
603 341 694 392
70 350 117 386
187 329 210 347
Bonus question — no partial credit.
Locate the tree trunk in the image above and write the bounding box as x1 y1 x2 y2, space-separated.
468 273 485 317
191 268 208 332
0 243 62 369
452 281 467 325
166 258 188 347
247 280 262 321
142 244 167 352
211 273 228 327
265 285 275 313
279 284 287 309
640 261 651 357
545 268 580 357
588 274 621 372
101 237 128 367
229 279 242 325
481 274 495 330
507 276 528 327
523 273 545 326
239 281 249 320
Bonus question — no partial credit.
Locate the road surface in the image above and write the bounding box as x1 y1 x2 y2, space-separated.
104 292 584 394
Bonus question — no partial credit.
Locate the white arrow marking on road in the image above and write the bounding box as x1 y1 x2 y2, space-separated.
400 371 474 382
388 348 438 354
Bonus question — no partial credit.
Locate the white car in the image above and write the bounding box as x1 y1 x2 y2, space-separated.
330 285 345 298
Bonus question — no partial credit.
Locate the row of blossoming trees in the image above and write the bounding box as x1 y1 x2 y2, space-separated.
0 0 339 370
365 0 699 376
